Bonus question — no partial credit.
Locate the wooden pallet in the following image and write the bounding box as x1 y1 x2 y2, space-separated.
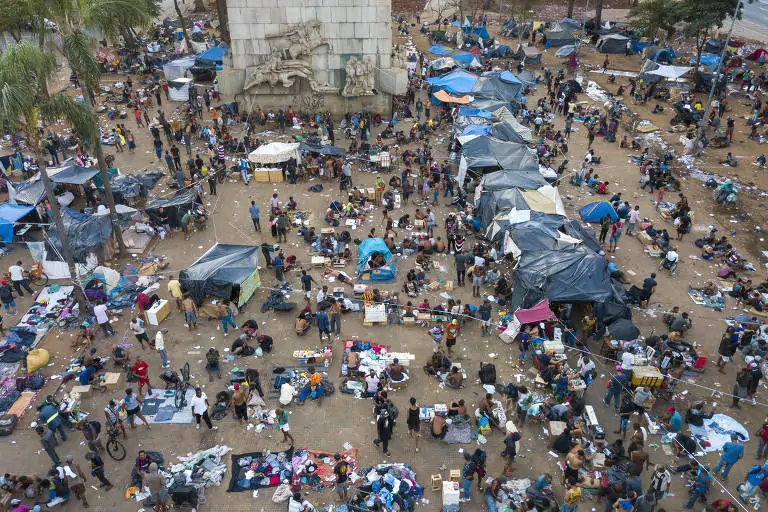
362 320 387 327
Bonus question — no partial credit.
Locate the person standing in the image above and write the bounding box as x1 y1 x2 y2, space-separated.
228 383 248 425
407 397 421 453
182 293 198 330
445 319 459 355
167 275 183 312
300 270 318 299
599 215 611 244
276 407 294 445
78 419 104 453
647 465 671 511
8 261 33 297
190 387 218 431
455 251 466 287
608 219 622 253
37 425 60 464
478 299 492 337
374 404 393 457
121 388 151 428
153 138 163 161
85 451 112 489
342 159 352 188
329 298 341 338
154 329 169 368
639 273 657 309
603 372 628 412
163 150 176 173
129 317 149 349
626 205 640 236
333 453 350 503
316 307 329 342
104 399 127 438
415 99 423 121
217 302 237 336
93 302 114 336
712 435 743 479
58 455 89 507
460 452 475 503
146 463 169 512
248 201 261 232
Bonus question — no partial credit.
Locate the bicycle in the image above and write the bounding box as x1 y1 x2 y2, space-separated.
105 424 126 461
174 362 192 410
24 262 48 287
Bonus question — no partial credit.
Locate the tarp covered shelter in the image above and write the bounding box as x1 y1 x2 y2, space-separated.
597 34 631 53
180 243 261 306
543 29 576 47
357 237 396 283
515 44 542 64
691 53 721 67
428 44 454 56
462 25 490 41
488 45 512 58
428 57 458 70
248 142 300 164
645 46 675 64
607 318 640 340
195 45 228 69
458 136 539 184
427 69 479 95
433 90 471 104
298 143 346 156
477 182 564 229
47 208 113 262
555 45 576 57
0 204 34 242
579 201 618 222
11 179 47 206
514 299 556 324
48 164 100 185
452 51 483 68
470 72 523 103
109 172 164 204
646 64 692 80
509 247 615 310
705 39 723 54
145 189 199 229
162 56 196 81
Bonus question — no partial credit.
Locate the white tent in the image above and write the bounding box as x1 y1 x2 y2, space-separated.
248 142 300 164
168 78 193 101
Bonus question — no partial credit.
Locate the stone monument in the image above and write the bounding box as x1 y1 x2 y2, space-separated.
220 0 407 113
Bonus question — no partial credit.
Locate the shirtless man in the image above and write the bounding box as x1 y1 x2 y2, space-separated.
629 440 651 475
479 393 501 429
389 358 405 382
432 414 448 439
229 383 248 425
446 366 463 388
450 398 468 418
323 268 354 288
564 449 586 485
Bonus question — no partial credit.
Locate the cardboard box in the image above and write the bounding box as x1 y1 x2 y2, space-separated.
102 372 121 391
252 170 271 182
269 170 284 182
442 481 460 506
147 299 171 326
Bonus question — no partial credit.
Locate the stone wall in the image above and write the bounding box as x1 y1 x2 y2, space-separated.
226 0 393 94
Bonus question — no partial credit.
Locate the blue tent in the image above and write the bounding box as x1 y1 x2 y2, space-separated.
693 53 721 67
458 107 492 118
427 70 478 94
646 46 675 64
357 238 396 283
0 204 34 242
453 51 483 67
428 44 454 56
195 46 229 69
579 201 617 223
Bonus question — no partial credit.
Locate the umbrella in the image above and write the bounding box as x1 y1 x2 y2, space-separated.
608 318 640 341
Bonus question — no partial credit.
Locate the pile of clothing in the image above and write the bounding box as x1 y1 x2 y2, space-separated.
228 448 294 491
167 445 232 488
351 463 423 511
340 340 394 378
0 327 39 363
291 448 358 489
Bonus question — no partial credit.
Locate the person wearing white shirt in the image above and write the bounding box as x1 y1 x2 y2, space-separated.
316 287 327 304
620 350 635 373
189 387 217 430
365 370 380 397
93 303 114 336
279 381 296 405
578 355 596 382
8 261 33 296
155 330 169 368
288 492 316 512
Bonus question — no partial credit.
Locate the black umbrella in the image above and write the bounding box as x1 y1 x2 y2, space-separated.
608 318 640 341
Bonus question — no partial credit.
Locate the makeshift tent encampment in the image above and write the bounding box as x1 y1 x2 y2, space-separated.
428 44 454 56
0 204 34 242
691 53 721 67
145 189 199 229
488 45 512 58
109 173 163 204
180 243 261 306
248 142 300 164
646 65 692 81
597 34 631 53
47 164 100 185
579 201 617 222
357 238 396 283
162 56 196 81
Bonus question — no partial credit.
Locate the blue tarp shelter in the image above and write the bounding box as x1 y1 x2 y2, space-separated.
427 70 478 93
579 201 617 222
646 46 675 64
453 51 483 67
428 44 454 56
463 26 490 40
195 46 229 69
0 204 34 242
48 164 100 185
693 53 721 67
462 124 492 137
357 238 396 283
458 107 492 118
631 41 649 55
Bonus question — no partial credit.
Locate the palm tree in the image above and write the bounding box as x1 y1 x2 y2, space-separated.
0 43 93 312
47 0 158 255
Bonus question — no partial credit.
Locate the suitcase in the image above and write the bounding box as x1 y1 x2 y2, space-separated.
0 414 19 436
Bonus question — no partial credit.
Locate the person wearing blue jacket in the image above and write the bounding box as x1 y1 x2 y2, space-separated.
39 403 66 442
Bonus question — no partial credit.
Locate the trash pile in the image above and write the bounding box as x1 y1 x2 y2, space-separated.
349 463 423 511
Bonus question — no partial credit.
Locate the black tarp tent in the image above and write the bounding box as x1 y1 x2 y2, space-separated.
509 247 616 310
489 122 528 144
297 143 346 157
110 172 164 204
12 179 47 205
48 164 100 185
458 137 539 184
544 29 576 47
470 72 523 103
597 34 631 53
180 243 261 306
47 207 113 262
145 189 199 229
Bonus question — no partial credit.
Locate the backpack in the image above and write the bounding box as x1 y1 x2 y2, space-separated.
53 476 68 495
88 420 102 435
479 363 496 385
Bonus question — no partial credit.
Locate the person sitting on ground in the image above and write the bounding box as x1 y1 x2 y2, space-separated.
231 334 255 356
432 414 448 439
446 366 464 388
596 181 609 194
388 358 407 383
112 344 130 368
